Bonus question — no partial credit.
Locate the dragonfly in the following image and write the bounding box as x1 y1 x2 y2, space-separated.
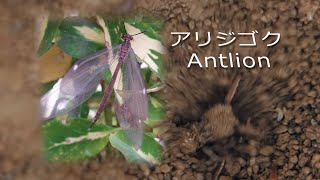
40 31 148 149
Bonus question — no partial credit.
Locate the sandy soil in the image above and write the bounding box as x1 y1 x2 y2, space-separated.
1 0 319 179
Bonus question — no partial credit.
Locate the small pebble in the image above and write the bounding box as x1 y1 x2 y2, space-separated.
259 146 274 156
160 164 171 173
188 20 195 30
311 154 320 166
274 125 288 134
302 167 311 175
289 155 298 164
219 176 232 180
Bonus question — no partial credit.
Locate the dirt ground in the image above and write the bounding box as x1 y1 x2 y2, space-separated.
1 0 320 180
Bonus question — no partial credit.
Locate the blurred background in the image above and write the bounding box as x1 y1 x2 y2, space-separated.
1 0 319 179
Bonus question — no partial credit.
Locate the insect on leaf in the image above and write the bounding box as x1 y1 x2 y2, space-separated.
40 17 164 161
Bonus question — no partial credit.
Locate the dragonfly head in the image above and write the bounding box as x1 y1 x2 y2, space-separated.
123 34 134 42
122 31 146 42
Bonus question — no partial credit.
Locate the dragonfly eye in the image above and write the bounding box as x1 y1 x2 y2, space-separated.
122 34 133 41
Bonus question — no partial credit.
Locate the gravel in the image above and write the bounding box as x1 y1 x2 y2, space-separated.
126 0 320 179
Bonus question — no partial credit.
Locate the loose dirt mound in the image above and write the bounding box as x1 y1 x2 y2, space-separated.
128 0 320 179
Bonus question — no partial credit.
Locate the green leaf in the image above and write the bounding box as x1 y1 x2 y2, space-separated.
147 49 165 80
124 17 166 80
142 68 152 83
109 130 163 164
43 118 115 162
78 101 89 118
146 94 165 126
37 17 61 56
125 17 163 40
58 17 105 58
40 80 56 94
97 17 127 46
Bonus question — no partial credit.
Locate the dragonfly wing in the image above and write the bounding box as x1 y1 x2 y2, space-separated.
61 47 120 96
114 49 148 149
41 78 100 119
41 46 121 120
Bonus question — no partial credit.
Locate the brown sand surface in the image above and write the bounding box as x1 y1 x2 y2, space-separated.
1 0 319 179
